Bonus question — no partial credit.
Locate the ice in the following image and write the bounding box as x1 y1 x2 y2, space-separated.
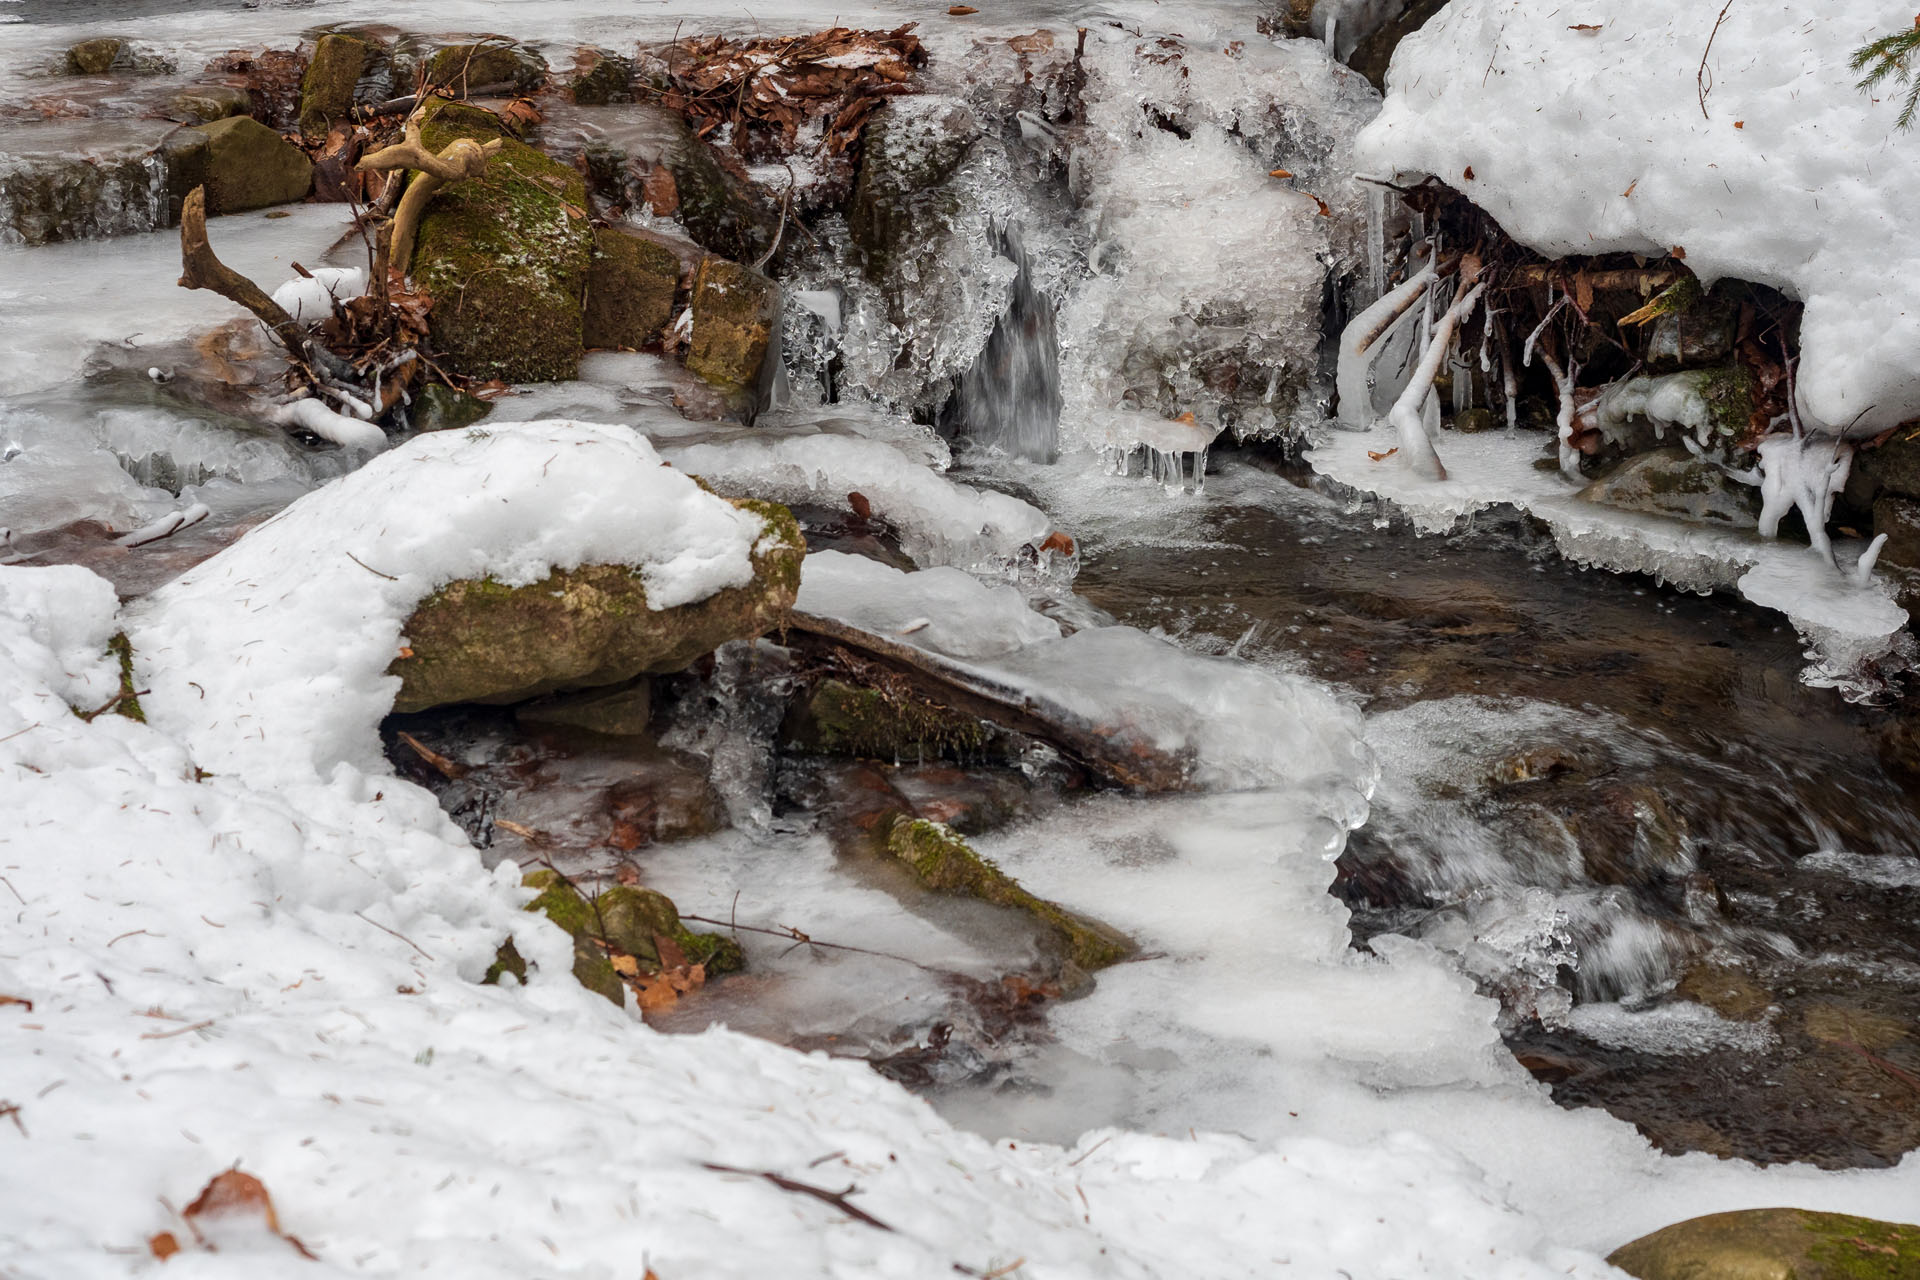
1568 1002 1779 1057
1308 427 1910 688
0 118 173 246
1357 0 1920 439
1800 848 1920 890
797 549 1062 659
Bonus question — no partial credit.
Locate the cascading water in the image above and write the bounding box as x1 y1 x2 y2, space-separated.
944 224 1061 463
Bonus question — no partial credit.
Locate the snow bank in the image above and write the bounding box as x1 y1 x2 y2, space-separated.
1356 0 1920 437
1307 427 1909 686
124 421 768 786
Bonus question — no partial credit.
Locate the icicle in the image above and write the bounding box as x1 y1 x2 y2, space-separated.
1388 281 1486 481
1498 316 1518 432
115 503 210 549
1335 267 1436 427
1366 185 1387 303
1856 533 1889 587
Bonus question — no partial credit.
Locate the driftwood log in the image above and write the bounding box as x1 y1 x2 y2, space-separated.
782 611 1194 793
356 113 504 281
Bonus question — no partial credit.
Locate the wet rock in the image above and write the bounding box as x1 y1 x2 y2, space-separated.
424 40 548 96
1552 783 1691 887
1488 744 1586 785
388 499 802 712
656 118 777 263
187 114 312 213
168 85 251 124
1872 495 1920 572
1673 962 1773 1021
1608 1208 1920 1280
1850 429 1920 508
849 98 981 286
413 99 592 382
409 382 491 433
65 38 125 76
569 49 633 105
298 32 368 136
516 677 654 736
0 119 179 245
1578 447 1760 528
1646 296 1738 371
1802 1003 1909 1050
583 227 679 351
606 768 725 846
1451 406 1498 434
686 256 778 395
510 869 744 1006
782 678 993 761
886 815 1134 973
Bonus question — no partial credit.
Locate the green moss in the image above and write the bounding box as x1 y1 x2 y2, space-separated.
298 33 367 136
424 41 548 95
65 39 124 75
886 816 1133 971
733 498 805 598
789 679 988 761
1610 1209 1920 1280
1803 1212 1920 1278
1697 364 1756 437
583 227 679 350
511 870 741 1004
106 632 145 723
483 936 527 985
1626 274 1702 326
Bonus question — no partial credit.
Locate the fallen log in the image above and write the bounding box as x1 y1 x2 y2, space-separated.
782 611 1195 793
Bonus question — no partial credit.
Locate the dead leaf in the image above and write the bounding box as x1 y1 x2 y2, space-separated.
149 1232 181 1261
609 952 641 978
1733 120 1744 129
0 995 31 1012
1621 178 1638 198
1039 531 1076 556
1568 23 1602 32
1174 410 1196 424
185 1169 281 1234
396 731 465 780
493 818 546 845
1308 193 1333 217
949 4 978 12
1008 30 1054 52
1573 271 1594 314
1670 245 1687 260
847 490 873 520
1367 447 1400 462
641 165 679 216
1463 165 1475 180
1268 168 1294 179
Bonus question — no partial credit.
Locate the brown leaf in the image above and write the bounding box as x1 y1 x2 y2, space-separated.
1008 30 1054 52
149 1232 181 1261
1309 194 1333 217
185 1169 281 1234
607 816 648 852
1733 120 1744 129
654 932 689 971
0 995 31 1012
609 952 641 978
1669 245 1687 260
1367 447 1400 462
1568 23 1602 32
1463 165 1475 180
1268 168 1294 179
1621 178 1638 198
1573 271 1594 314
1039 531 1076 557
949 4 978 12
847 491 873 520
643 165 680 217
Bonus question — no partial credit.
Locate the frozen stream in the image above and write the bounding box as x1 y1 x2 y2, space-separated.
4 1 1920 1275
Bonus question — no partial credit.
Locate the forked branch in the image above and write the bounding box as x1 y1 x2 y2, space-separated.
177 186 332 378
357 114 504 280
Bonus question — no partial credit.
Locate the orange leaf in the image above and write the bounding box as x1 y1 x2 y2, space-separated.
1174 410 1196 424
1367 448 1399 462
0 995 31 1012
1309 194 1332 217
149 1232 181 1261
610 952 640 978
1733 120 1744 129
1669 245 1687 261
1621 179 1638 198
1039 531 1076 556
1268 168 1294 179
949 4 978 11
185 1169 281 1234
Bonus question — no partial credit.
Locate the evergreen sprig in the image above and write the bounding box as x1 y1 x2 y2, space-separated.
1851 21 1920 131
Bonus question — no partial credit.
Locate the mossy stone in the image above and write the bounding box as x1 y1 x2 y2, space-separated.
570 49 633 105
660 125 778 264
425 41 548 95
1578 447 1761 527
169 85 251 124
584 227 680 351
783 678 989 761
299 33 368 136
885 816 1134 971
388 498 803 712
410 382 492 432
187 115 312 213
1452 406 1498 434
515 870 742 1006
412 100 592 383
686 257 777 393
65 39 124 75
1608 1208 1920 1280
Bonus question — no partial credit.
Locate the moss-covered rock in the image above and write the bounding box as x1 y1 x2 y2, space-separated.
412 99 592 382
783 678 990 761
1608 1208 1920 1280
186 115 312 213
389 498 803 711
298 33 368 136
511 869 743 1006
686 256 778 394
569 48 633 105
64 38 124 75
169 84 252 124
661 128 778 265
410 382 492 432
584 227 680 351
1578 447 1761 527
425 40 548 95
885 816 1133 971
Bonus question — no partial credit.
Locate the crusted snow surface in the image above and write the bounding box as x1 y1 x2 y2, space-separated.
1307 427 1909 678
797 549 1062 658
1356 0 1920 438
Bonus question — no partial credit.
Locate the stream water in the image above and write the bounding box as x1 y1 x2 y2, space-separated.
2 0 1918 1240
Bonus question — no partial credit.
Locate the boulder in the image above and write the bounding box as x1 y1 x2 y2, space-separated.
388 498 802 712
412 100 593 382
1578 447 1760 527
424 41 548 95
849 98 981 287
1873 495 1920 572
186 115 312 213
1647 298 1737 370
583 227 680 351
64 38 124 75
409 383 492 432
298 33 369 136
686 256 778 394
569 49 633 105
516 677 653 736
1608 1209 1920 1280
168 85 251 123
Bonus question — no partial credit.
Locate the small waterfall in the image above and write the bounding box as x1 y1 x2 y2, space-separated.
947 225 1061 463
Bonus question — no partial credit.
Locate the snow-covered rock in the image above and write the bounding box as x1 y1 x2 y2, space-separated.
1356 0 1920 438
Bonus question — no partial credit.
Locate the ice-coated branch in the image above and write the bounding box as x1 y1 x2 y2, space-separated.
1754 433 1853 568
1335 266 1436 427
1535 347 1582 480
1388 280 1485 481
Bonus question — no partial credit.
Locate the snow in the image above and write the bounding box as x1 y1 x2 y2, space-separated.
797 549 1062 658
269 267 368 326
1307 426 1909 680
1356 0 1920 438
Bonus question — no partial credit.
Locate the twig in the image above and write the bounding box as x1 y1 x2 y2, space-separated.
353 909 435 961
345 551 398 581
679 914 939 971
1698 1 1733 121
701 1163 895 1232
138 1020 214 1040
0 1100 24 1136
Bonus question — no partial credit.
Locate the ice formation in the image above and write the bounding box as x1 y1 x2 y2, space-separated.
1357 0 1920 439
268 266 368 325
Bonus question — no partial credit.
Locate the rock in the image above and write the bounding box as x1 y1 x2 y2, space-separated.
388 498 802 712
424 41 548 96
1647 296 1738 371
686 256 778 394
409 382 492 433
886 816 1133 972
1451 406 1498 434
516 676 654 736
64 38 124 75
412 100 593 382
583 227 679 351
298 33 368 136
1802 1003 1909 1050
849 98 982 286
1673 962 1773 1021
0 119 183 245
1548 782 1690 887
1850 430 1920 508
1578 447 1761 527
569 49 633 105
512 870 744 1006
655 116 777 263
1873 495 1920 572
1608 1208 1920 1280
168 85 251 124
782 677 992 761
186 115 312 213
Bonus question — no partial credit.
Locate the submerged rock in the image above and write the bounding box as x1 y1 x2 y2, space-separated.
1608 1208 1920 1280
516 676 654 736
409 382 492 433
424 40 548 96
187 114 312 213
413 100 592 382
686 256 778 394
0 119 178 245
583 227 679 351
1873 494 1920 574
1578 447 1760 528
168 85 252 124
298 33 369 136
782 677 992 761
388 498 802 712
569 49 633 105
65 38 125 76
